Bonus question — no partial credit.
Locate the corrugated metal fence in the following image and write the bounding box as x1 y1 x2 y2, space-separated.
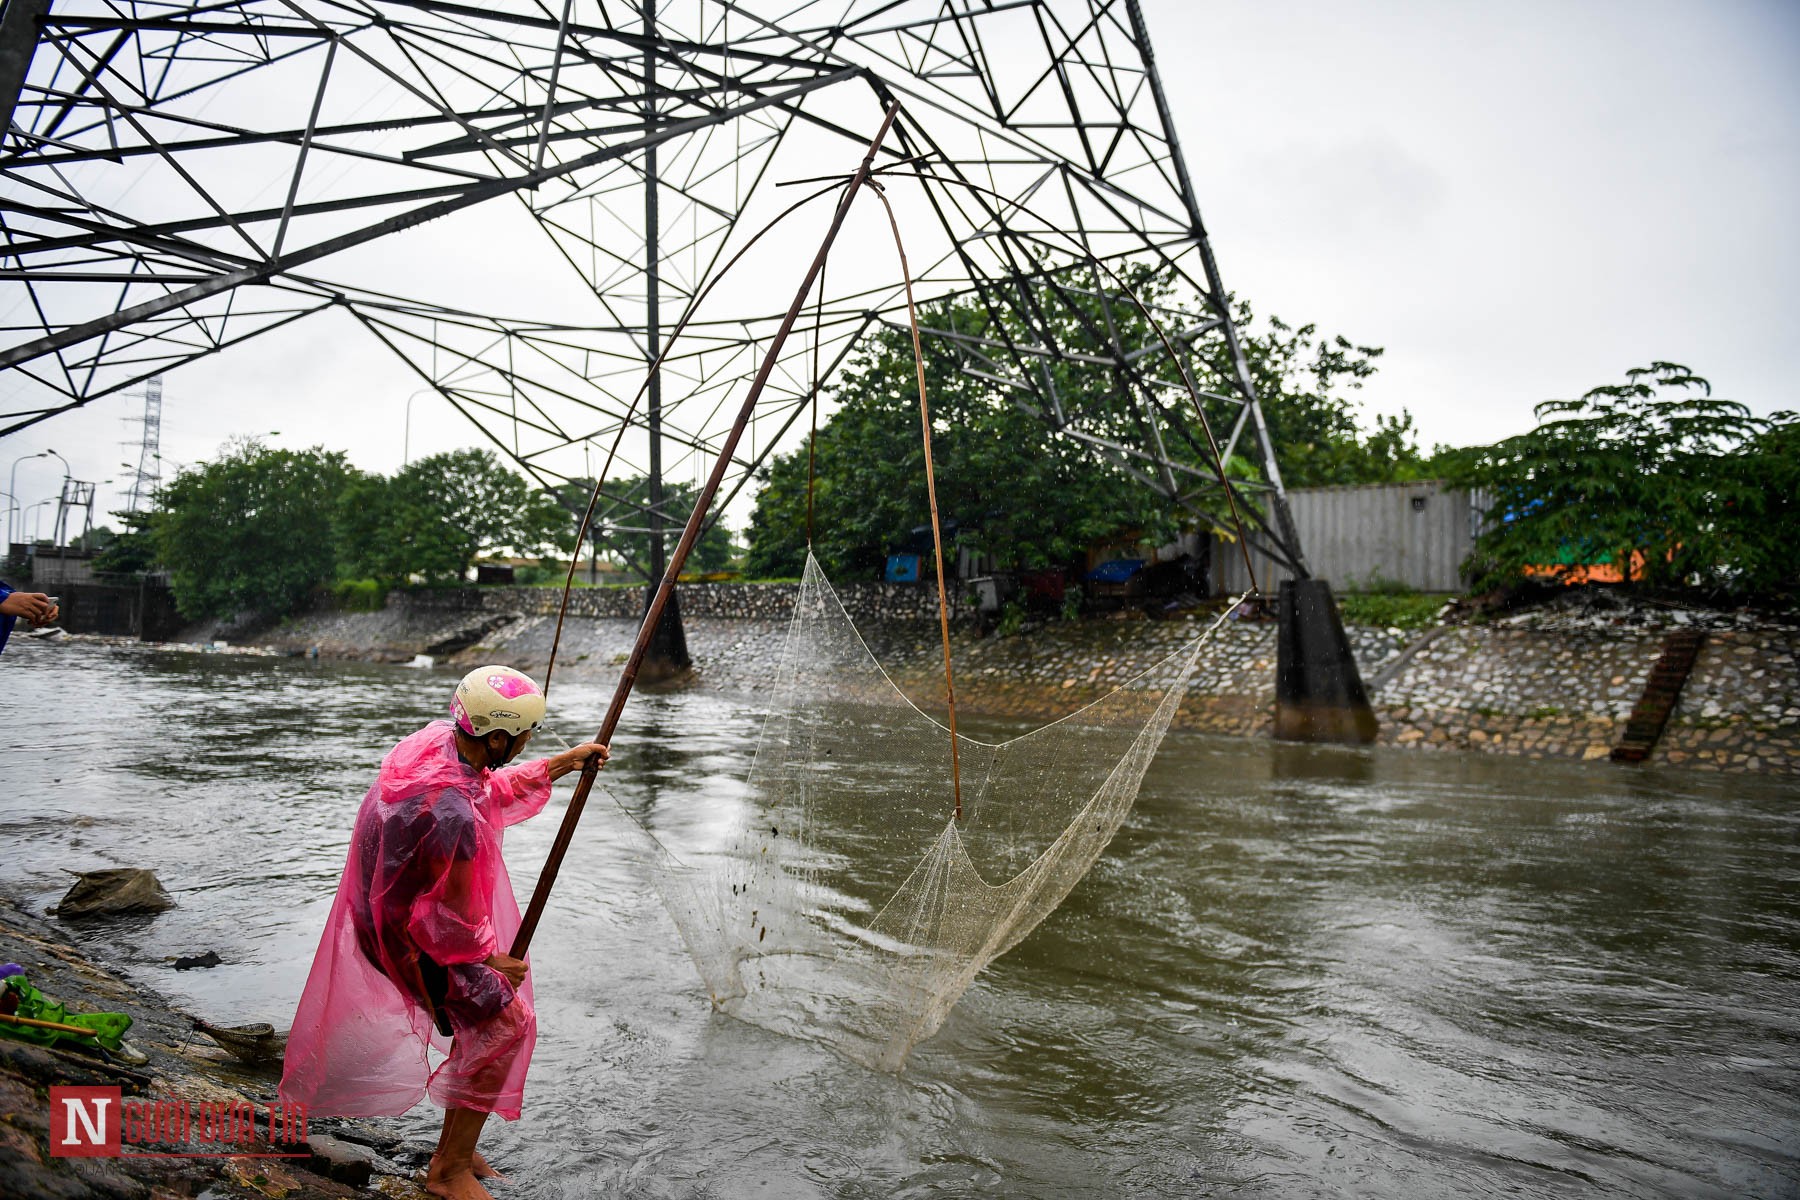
1213 480 1488 595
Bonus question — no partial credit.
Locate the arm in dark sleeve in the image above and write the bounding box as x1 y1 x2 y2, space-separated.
403 793 498 966
0 582 15 655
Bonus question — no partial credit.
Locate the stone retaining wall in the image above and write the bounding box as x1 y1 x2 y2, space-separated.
251 587 1799 774
1368 627 1800 771
395 579 966 623
1660 631 1800 771
860 620 1798 773
1376 627 1663 762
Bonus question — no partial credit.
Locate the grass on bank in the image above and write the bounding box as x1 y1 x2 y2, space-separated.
1337 591 1446 631
331 578 388 611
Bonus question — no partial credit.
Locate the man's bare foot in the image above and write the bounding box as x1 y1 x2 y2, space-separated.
426 1150 503 1180
423 1167 494 1200
428 1105 496 1198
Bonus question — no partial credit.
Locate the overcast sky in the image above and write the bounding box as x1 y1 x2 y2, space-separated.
5 0 1796 541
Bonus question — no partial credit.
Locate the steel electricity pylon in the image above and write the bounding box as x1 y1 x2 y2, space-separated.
120 374 163 513
0 0 1313 586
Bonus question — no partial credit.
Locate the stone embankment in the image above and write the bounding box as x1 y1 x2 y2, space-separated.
0 898 431 1199
1375 625 1797 770
244 584 1799 774
403 578 951 622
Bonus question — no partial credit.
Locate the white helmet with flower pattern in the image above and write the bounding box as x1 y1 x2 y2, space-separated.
450 666 546 738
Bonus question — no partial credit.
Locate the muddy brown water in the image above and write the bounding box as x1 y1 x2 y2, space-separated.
2 638 1796 1197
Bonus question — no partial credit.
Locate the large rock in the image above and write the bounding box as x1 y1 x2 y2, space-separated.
311 1118 405 1155
425 613 518 657
53 870 174 918
305 1132 404 1187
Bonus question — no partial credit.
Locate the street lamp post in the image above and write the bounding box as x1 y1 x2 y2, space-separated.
25 499 54 545
403 389 432 466
41 449 71 550
7 450 53 554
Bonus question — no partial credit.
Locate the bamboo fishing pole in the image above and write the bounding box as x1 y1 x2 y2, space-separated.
0 1011 101 1038
862 166 1264 597
510 100 903 960
868 185 963 821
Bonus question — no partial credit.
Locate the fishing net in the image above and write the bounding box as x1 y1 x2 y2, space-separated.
652 552 1232 1070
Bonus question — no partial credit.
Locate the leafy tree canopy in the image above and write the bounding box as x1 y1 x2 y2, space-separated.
747 272 1423 580
1440 363 1798 598
336 449 570 585
152 439 353 620
1206 305 1428 488
92 511 156 575
747 309 1173 580
544 474 735 577
599 474 735 575
147 442 577 619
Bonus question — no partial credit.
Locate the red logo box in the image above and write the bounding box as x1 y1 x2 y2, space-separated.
48 1086 122 1157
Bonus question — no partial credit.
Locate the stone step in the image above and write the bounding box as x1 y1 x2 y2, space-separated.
1611 629 1707 764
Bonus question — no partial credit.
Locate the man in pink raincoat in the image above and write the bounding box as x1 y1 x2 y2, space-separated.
281 665 607 1200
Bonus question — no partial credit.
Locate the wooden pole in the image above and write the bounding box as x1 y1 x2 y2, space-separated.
539 178 847 702
511 101 903 959
865 167 1264 597
870 187 963 820
0 1011 101 1038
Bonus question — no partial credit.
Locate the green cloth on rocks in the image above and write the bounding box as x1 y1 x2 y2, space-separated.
0 974 132 1051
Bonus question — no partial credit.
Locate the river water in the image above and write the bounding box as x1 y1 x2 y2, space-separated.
2 637 1797 1197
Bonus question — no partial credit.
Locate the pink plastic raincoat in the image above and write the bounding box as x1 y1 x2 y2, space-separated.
280 720 552 1120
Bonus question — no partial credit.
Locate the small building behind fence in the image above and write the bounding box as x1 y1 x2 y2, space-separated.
1212 480 1487 595
12 546 185 640
26 547 105 588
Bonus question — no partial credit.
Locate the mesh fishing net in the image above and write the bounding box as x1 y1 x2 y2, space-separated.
653 553 1233 1070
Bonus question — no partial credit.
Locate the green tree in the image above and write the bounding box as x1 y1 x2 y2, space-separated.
1732 416 1800 596
746 304 1180 580
1441 363 1796 596
92 510 157 575
565 473 735 577
745 277 1421 580
337 449 569 584
1191 303 1426 488
331 469 395 581
153 440 353 619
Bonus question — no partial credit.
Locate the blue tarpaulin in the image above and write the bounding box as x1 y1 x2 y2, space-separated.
886 554 922 583
1085 558 1145 584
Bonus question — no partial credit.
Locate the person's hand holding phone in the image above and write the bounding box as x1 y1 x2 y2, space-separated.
0 591 58 626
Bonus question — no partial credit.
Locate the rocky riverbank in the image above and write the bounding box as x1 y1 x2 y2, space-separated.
215 585 1800 774
0 898 427 1199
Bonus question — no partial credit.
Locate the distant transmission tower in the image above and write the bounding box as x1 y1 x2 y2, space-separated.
123 376 163 513
52 478 95 547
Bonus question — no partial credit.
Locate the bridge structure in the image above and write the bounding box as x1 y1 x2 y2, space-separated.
0 0 1315 595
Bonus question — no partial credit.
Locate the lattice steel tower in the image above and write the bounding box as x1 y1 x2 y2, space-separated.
0 0 1314 584
122 374 163 513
